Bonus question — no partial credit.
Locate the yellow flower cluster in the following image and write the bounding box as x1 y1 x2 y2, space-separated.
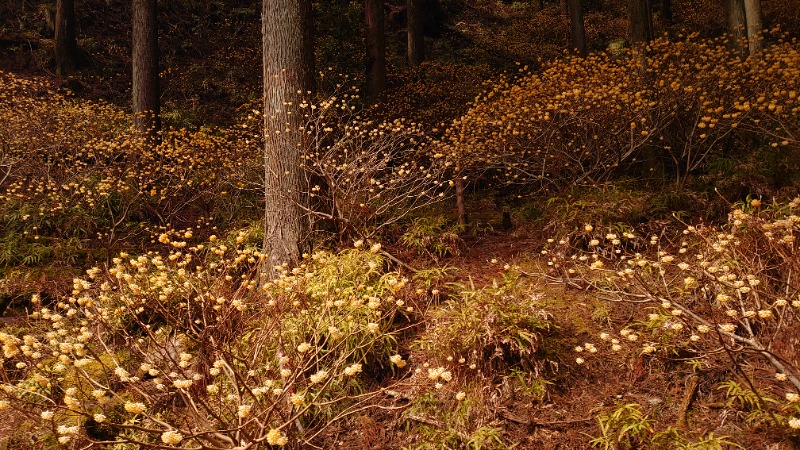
0 230 419 447
0 70 262 270
434 34 799 191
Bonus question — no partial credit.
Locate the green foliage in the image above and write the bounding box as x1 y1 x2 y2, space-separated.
717 380 780 426
415 274 551 370
590 403 654 450
413 265 457 289
506 368 552 401
466 425 509 450
718 380 778 412
403 389 510 450
543 183 651 234
652 427 743 450
401 216 463 261
674 434 743 450
0 232 52 267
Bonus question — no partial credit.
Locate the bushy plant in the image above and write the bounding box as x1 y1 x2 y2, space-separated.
0 71 262 268
415 272 551 372
296 87 452 240
435 34 799 192
541 198 800 436
400 216 463 261
591 403 742 450
0 236 421 448
591 403 653 450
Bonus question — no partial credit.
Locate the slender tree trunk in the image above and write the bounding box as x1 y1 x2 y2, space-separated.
365 0 386 100
661 0 673 25
407 0 425 66
628 0 653 49
455 177 466 226
744 0 763 54
132 0 160 142
55 0 79 75
568 0 587 56
262 0 314 273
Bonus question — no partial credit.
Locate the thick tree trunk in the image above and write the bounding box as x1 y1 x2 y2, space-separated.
132 0 160 142
365 0 386 100
407 0 424 66
262 0 314 273
724 0 747 46
744 0 763 54
55 0 79 76
568 0 587 56
628 0 653 49
661 0 673 25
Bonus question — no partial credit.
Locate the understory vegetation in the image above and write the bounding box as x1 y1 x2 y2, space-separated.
2 0 800 449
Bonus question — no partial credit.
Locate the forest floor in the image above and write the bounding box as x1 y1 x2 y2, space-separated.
312 200 788 449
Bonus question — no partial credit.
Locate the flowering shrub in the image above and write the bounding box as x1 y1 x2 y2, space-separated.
0 71 260 267
0 237 421 447
0 70 449 269
541 198 800 434
436 34 799 192
297 88 451 240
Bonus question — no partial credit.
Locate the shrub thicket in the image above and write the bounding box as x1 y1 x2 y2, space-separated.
0 237 435 448
437 34 799 192
541 198 800 434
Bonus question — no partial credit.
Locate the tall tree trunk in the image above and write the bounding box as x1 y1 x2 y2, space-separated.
262 0 314 273
744 0 763 54
407 0 424 66
661 0 673 25
132 0 160 143
365 0 386 100
724 0 747 49
568 0 587 56
55 0 79 75
628 0 653 49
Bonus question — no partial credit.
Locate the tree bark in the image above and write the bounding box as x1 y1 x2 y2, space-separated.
661 0 673 25
407 0 425 66
132 0 160 142
455 177 466 226
627 0 653 49
724 0 747 47
365 0 386 100
743 0 763 54
262 0 314 273
568 0 587 56
55 0 79 76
